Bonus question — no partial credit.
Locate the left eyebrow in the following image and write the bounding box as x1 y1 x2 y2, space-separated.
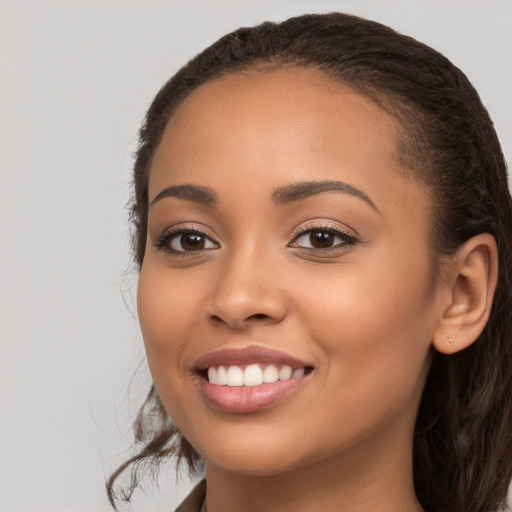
272 180 379 212
150 184 218 207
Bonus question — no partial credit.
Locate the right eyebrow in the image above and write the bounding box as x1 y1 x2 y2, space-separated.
150 184 218 207
272 180 379 213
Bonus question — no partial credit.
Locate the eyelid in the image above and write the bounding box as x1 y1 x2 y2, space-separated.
152 220 358 255
289 221 358 249
153 223 220 253
290 221 356 240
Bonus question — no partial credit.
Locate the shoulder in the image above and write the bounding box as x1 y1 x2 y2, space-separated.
174 479 206 512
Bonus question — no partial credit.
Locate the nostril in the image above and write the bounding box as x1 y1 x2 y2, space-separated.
248 313 270 321
210 315 226 325
208 312 272 328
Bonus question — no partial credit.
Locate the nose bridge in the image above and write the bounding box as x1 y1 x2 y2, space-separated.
207 241 286 328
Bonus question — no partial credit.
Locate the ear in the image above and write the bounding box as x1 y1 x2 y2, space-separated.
432 233 498 355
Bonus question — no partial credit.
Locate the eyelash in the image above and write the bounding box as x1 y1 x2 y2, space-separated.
289 223 358 252
153 227 219 256
153 223 358 256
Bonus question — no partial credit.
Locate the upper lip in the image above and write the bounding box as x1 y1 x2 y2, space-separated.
192 346 313 371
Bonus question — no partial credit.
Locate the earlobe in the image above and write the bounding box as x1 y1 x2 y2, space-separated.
432 233 498 355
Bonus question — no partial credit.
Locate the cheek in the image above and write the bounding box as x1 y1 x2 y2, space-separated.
137 263 208 434
294 245 434 340
137 263 198 377
291 249 435 412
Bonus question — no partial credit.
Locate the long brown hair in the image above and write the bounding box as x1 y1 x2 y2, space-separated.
108 12 512 512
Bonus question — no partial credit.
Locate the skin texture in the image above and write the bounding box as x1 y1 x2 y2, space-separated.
137 68 497 512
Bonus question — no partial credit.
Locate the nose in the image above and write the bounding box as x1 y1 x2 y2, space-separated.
205 248 287 330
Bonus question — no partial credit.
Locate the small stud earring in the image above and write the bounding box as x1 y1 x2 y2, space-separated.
448 337 454 346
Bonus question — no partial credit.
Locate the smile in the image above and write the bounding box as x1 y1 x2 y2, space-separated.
207 364 307 387
194 347 314 413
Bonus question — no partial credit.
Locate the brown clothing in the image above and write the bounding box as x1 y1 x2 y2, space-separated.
174 480 206 512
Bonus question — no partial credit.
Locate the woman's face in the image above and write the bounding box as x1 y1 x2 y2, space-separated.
138 68 442 477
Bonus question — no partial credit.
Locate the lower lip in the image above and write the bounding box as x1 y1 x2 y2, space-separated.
199 376 306 413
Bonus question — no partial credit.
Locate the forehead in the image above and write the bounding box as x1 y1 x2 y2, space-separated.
162 67 398 161
149 67 423 216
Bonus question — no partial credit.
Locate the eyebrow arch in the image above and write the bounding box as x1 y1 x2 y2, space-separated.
150 184 218 207
272 180 379 212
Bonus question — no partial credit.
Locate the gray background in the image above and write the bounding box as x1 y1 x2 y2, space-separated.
1 1 511 511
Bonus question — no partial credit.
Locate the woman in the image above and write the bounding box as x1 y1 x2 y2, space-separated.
108 12 512 512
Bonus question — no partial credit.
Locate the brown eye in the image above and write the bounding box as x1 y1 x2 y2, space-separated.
290 227 357 251
178 233 206 251
309 231 335 248
167 231 218 252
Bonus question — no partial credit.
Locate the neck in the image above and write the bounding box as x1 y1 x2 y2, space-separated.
203 416 423 512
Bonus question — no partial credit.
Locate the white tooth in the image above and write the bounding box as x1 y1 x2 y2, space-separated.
226 366 244 386
244 364 263 386
216 366 228 385
263 365 279 383
207 367 217 384
291 368 305 379
278 365 293 380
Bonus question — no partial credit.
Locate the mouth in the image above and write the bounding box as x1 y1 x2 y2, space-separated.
193 347 314 413
202 363 314 387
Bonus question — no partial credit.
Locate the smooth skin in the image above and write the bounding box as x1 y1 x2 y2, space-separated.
138 68 497 512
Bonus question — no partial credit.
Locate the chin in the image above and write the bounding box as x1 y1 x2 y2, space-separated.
204 449 307 478
187 425 312 477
